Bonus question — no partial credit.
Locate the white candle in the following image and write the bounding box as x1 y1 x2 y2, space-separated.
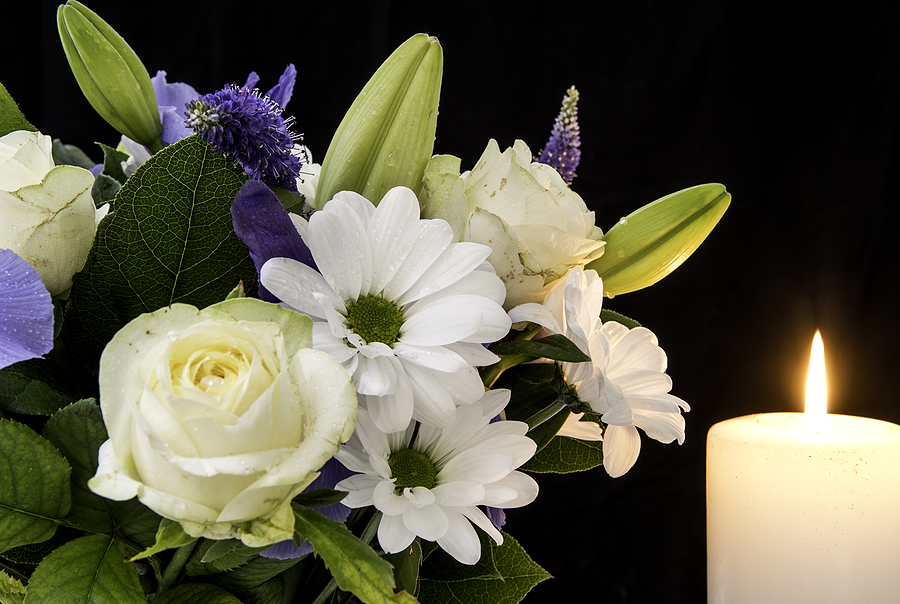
707 332 900 603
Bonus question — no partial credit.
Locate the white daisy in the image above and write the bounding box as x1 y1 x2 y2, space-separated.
510 267 689 477
260 186 511 433
334 389 538 565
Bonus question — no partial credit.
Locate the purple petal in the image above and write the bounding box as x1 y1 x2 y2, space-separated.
151 71 201 145
265 64 297 109
485 506 507 530
231 180 316 302
260 459 354 560
0 249 54 370
243 71 261 91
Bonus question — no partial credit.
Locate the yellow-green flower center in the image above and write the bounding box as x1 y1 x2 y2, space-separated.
388 448 437 491
345 295 404 346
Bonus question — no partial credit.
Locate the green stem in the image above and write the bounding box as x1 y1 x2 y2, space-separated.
481 325 542 388
155 540 197 596
146 137 165 154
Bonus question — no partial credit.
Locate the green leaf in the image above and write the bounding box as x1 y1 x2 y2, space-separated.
490 334 590 363
0 81 36 136
291 507 419 604
132 519 196 561
51 139 96 169
62 134 257 370
384 540 422 597
587 183 731 296
97 142 129 184
42 400 162 547
152 583 243 604
520 435 604 474
186 539 253 576
26 535 145 604
0 362 76 416
212 555 302 591
92 173 121 207
0 524 81 565
269 184 307 214
524 407 571 453
293 489 348 509
600 308 641 329
0 569 26 604
418 531 550 604
43 400 110 532
0 419 71 554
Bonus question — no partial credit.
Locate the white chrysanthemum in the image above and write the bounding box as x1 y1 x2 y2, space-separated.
334 389 538 565
261 186 511 433
510 267 689 477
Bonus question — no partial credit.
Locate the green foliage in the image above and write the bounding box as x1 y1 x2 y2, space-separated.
293 489 349 509
521 435 604 474
96 142 130 184
26 535 145 603
51 139 96 169
600 308 641 329
292 507 419 604
42 400 162 549
0 81 36 136
0 569 26 604
62 134 258 370
133 520 196 561
187 540 253 576
490 334 591 363
92 173 121 207
0 361 76 416
418 531 550 604
0 420 71 554
152 583 243 604
384 540 422 597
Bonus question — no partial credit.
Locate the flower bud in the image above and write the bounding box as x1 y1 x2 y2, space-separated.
587 183 730 296
57 1 163 151
315 34 442 209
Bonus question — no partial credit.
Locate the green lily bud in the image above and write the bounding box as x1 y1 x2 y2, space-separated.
315 33 442 209
586 183 730 296
57 1 163 152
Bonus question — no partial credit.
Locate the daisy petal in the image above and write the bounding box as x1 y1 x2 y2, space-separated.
603 424 641 478
402 501 449 541
436 508 483 565
378 513 417 554
367 187 422 294
373 480 408 516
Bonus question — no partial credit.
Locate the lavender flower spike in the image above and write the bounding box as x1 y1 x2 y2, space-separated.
0 249 53 370
538 86 582 185
185 85 303 191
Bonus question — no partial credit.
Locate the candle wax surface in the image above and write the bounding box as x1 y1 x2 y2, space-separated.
707 412 900 604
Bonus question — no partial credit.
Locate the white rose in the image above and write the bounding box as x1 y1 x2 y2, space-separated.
459 139 605 308
88 298 358 547
0 130 107 296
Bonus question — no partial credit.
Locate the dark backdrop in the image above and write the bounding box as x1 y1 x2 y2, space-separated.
5 2 899 602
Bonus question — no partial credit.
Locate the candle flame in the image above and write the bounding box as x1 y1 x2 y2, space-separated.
804 330 827 433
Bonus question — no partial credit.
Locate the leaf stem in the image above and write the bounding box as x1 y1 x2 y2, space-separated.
481 324 542 388
155 540 197 596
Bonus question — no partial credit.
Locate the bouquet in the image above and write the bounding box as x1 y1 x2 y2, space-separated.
0 2 730 602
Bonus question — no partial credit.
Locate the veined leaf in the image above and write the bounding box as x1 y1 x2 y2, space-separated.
419 531 550 604
521 435 604 474
490 334 590 363
292 506 419 604
26 535 145 603
0 419 71 554
62 134 257 369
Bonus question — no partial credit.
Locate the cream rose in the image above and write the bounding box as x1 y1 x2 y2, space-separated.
88 298 358 547
463 139 605 308
0 130 107 296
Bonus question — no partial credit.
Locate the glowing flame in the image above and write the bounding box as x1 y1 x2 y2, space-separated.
804 331 827 433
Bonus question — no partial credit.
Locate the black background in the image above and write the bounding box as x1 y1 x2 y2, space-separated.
5 1 899 602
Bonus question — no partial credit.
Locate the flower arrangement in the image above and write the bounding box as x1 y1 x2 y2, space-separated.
0 2 730 603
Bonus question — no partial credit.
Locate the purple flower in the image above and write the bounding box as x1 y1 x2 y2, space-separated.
186 85 303 190
230 180 316 302
538 86 581 185
0 249 53 370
